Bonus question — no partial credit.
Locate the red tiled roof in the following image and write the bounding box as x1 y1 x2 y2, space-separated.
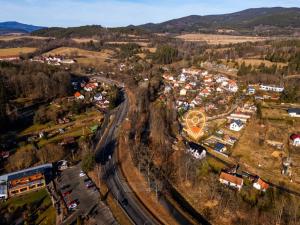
219 172 243 186
256 178 269 190
290 134 300 140
74 92 82 97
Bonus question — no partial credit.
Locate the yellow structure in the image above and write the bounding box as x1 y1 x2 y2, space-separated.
182 109 206 140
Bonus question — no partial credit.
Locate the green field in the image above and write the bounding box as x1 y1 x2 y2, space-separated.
0 189 56 225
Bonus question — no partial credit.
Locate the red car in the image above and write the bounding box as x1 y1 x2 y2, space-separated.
63 191 71 196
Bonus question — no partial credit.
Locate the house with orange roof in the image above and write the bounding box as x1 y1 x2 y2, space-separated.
253 178 269 191
74 92 84 100
219 172 244 191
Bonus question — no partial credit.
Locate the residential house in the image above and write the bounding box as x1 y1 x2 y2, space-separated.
187 142 206 160
247 86 256 95
182 68 201 75
260 84 284 92
74 92 84 100
228 80 238 93
219 172 243 191
179 74 187 83
180 89 187 96
199 88 210 97
94 93 103 101
290 134 300 147
288 108 300 117
230 119 244 131
214 142 227 153
216 76 228 83
253 178 269 191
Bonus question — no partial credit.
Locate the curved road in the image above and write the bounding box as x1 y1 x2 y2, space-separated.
92 76 211 225
93 76 161 225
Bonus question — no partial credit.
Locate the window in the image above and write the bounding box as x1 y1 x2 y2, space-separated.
20 187 27 192
29 185 36 189
37 183 44 187
11 190 19 194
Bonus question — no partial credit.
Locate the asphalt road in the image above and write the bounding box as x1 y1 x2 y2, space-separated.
92 75 211 225
93 76 161 225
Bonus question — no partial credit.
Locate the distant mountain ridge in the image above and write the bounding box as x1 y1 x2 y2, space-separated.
138 7 300 35
0 21 45 35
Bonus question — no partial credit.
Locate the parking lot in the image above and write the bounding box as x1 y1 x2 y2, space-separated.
56 164 117 225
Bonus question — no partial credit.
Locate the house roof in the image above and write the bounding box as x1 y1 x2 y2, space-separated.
219 172 243 186
256 178 269 190
290 134 300 140
288 108 300 114
0 164 53 183
188 142 206 153
215 142 225 152
231 119 243 127
74 92 82 97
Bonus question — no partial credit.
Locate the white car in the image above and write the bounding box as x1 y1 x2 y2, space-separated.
79 171 86 177
68 202 78 210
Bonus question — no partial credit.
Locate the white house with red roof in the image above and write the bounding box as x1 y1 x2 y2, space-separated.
290 134 300 147
253 178 269 191
219 172 244 191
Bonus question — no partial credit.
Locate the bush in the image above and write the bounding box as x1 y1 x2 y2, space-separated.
81 153 95 172
153 45 179 64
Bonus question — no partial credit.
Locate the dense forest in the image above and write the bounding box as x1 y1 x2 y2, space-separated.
0 62 72 129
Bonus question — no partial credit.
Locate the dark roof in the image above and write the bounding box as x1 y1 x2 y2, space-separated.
288 108 300 114
291 134 300 140
232 119 243 126
214 142 226 152
188 142 206 153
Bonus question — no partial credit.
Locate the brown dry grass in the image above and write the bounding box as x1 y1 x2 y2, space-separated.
176 34 268 45
0 47 36 57
72 38 99 43
236 58 288 67
44 47 115 66
232 119 300 190
142 47 157 53
0 35 49 41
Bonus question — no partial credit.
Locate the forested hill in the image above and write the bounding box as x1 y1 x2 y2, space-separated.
31 25 148 38
138 7 300 35
0 21 44 34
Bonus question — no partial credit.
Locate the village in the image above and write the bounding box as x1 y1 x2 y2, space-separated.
162 67 300 194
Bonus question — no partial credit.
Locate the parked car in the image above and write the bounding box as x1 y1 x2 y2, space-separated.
79 171 86 177
84 180 94 188
68 201 78 210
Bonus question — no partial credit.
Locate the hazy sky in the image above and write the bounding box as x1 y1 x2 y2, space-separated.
0 0 300 27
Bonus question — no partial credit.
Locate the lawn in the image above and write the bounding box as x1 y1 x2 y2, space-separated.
0 47 36 57
43 47 115 66
20 110 103 148
231 118 300 191
0 189 56 225
176 33 268 45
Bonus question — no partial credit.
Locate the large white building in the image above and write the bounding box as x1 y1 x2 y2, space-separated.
260 85 284 92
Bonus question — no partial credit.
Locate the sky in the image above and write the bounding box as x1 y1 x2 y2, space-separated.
0 0 300 27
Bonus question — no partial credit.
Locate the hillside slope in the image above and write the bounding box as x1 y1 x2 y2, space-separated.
0 21 44 35
139 7 300 35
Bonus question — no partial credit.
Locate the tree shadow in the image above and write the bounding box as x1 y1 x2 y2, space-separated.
95 140 116 165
